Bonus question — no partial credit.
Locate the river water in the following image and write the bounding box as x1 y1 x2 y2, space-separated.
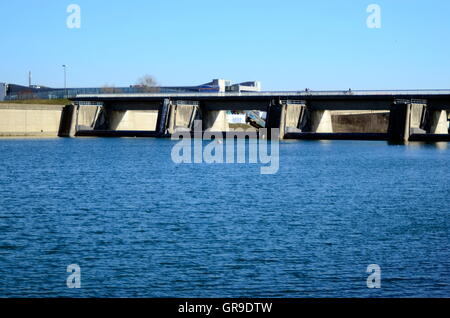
0 138 448 297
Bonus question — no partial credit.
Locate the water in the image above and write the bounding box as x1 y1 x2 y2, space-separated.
0 138 449 297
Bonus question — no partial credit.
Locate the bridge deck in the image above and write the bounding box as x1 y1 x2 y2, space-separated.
71 89 450 103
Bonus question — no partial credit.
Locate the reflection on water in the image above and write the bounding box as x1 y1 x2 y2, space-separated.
414 141 449 150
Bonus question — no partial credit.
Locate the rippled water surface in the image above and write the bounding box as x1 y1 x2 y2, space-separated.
0 138 449 297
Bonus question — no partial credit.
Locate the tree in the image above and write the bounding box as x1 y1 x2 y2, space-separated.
101 85 116 94
135 75 160 93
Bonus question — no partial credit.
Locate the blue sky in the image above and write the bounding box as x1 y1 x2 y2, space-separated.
0 0 449 90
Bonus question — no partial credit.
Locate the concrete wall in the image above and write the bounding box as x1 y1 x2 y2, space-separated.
428 110 448 134
175 105 195 128
202 110 229 131
410 104 425 130
108 110 158 131
284 104 303 130
166 104 198 133
310 110 333 133
0 104 64 137
77 105 100 129
332 111 390 133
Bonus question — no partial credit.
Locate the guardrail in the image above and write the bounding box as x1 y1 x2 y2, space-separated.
73 89 450 100
7 88 450 101
4 86 206 101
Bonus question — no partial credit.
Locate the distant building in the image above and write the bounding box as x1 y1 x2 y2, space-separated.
1 79 262 101
198 79 231 93
227 81 261 93
201 79 262 93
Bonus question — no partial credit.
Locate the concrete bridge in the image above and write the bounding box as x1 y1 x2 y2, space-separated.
67 90 450 142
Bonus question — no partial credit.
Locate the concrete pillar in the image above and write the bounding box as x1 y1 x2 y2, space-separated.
410 104 425 131
167 104 176 134
266 101 284 139
298 107 311 132
388 103 410 142
428 110 448 134
174 105 197 131
284 104 304 133
266 102 282 129
75 105 102 130
279 105 287 139
107 110 127 130
310 110 333 133
202 110 229 131
58 104 76 137
93 107 109 130
155 99 172 136
266 101 306 139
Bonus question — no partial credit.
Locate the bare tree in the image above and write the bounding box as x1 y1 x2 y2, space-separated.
135 75 160 93
101 85 116 94
101 85 123 94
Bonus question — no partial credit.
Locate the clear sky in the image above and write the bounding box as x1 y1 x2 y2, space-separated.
0 0 449 90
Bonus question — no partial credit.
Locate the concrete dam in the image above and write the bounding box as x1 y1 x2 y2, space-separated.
1 89 449 142
0 103 66 137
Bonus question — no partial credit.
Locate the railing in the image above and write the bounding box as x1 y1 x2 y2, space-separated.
6 87 450 101
281 100 307 105
174 100 199 106
4 86 209 101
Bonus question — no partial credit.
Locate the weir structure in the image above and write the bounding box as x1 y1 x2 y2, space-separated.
67 90 450 142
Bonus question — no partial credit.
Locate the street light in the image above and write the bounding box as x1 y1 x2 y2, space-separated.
62 65 67 98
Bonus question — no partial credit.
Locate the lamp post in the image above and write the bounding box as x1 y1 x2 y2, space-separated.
62 65 67 98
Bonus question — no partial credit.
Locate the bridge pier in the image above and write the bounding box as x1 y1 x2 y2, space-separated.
202 110 229 132
78 105 100 129
69 90 450 141
164 102 199 134
283 103 334 135
427 110 448 134
74 101 161 137
284 103 305 134
310 110 333 133
388 101 450 142
388 102 412 142
199 99 269 133
155 99 171 136
387 101 428 142
265 100 308 139
58 104 77 137
265 101 281 129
